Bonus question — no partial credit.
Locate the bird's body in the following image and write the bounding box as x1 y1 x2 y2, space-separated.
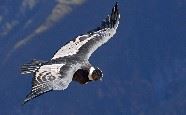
21 2 120 104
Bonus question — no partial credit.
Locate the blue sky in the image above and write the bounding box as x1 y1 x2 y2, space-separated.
0 0 185 115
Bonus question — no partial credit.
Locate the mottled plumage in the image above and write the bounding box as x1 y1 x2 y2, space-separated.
21 2 120 104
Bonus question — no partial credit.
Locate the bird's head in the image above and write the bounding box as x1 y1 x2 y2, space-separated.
88 67 103 81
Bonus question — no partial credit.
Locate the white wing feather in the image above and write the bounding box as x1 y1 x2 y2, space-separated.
52 2 120 60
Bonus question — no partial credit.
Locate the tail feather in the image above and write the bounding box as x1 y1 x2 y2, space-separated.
21 59 45 75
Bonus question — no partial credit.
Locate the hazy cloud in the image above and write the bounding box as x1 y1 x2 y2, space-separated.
0 20 18 37
57 0 85 5
0 16 2 23
21 0 38 10
14 0 85 49
5 0 86 62
23 19 32 29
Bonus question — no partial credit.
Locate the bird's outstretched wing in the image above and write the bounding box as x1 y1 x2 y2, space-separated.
52 2 120 60
22 63 71 104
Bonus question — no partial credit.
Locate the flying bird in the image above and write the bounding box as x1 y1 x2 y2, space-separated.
21 2 120 104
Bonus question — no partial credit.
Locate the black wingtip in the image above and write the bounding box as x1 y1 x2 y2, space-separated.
21 100 28 106
101 2 120 29
87 2 120 33
113 1 119 12
22 87 53 105
110 1 120 27
115 1 119 8
22 93 35 105
21 94 33 105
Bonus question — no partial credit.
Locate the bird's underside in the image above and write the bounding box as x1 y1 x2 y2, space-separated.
21 2 120 104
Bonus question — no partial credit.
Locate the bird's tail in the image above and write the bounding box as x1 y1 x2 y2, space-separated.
21 59 46 75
